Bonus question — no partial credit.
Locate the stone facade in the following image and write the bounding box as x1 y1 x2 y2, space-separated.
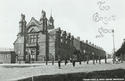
14 10 51 63
48 28 74 61
14 10 106 63
80 40 106 61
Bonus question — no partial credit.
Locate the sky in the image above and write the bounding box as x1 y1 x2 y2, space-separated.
0 0 125 54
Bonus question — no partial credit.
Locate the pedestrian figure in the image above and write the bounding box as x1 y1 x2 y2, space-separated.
79 61 81 65
112 54 116 64
99 57 101 64
65 59 68 65
46 60 48 65
112 57 116 64
115 57 119 64
72 55 76 67
105 56 107 63
72 60 75 67
96 58 98 63
93 59 95 64
93 56 95 64
70 58 72 63
58 58 61 69
87 55 89 64
79 58 81 65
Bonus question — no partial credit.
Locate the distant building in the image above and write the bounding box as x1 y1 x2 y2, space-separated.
80 41 106 61
0 48 16 63
14 10 106 63
107 54 112 58
115 39 125 60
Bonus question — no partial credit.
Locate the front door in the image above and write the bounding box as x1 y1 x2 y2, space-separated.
30 48 36 62
26 47 37 63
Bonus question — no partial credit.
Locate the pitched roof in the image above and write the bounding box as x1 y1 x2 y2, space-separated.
27 17 40 28
48 28 60 35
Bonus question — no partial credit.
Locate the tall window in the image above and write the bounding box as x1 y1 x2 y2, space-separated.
30 34 37 44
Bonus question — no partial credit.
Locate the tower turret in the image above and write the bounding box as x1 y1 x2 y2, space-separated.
40 10 47 21
40 10 48 33
19 14 27 35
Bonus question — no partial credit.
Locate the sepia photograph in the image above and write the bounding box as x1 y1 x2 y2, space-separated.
0 0 125 81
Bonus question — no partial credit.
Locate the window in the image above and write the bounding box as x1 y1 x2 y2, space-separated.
29 34 37 43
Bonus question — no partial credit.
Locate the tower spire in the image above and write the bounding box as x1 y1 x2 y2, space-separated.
48 10 54 29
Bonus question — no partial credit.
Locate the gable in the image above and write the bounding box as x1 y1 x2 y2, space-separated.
26 17 43 32
14 36 24 44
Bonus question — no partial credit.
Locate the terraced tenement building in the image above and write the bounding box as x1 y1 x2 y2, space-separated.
14 10 106 63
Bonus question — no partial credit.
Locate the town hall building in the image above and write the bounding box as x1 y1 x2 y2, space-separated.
14 10 106 63
14 10 54 63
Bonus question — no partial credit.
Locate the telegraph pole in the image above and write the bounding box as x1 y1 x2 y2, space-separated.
112 29 116 64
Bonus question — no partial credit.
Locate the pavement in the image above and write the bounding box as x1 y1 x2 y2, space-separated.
0 59 125 81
